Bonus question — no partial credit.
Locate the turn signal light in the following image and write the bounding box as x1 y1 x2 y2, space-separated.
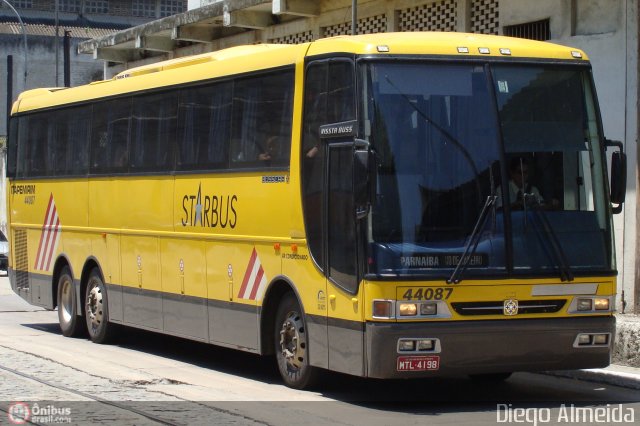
373 300 393 318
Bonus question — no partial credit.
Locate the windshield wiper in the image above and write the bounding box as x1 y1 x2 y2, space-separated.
526 198 574 282
448 195 497 284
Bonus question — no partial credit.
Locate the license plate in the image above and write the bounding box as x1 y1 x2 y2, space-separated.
397 355 440 371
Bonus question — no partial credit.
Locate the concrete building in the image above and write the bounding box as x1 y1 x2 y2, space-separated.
0 1 188 234
4 0 636 313
0 0 188 136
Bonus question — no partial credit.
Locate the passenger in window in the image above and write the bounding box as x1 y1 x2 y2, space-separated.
258 135 280 163
497 157 559 210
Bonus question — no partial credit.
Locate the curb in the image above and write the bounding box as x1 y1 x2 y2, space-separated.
543 368 640 390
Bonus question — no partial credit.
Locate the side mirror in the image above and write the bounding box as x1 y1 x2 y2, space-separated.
606 139 626 214
354 139 372 219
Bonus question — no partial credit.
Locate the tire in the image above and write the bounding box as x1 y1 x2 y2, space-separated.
274 292 319 389
85 268 116 344
56 266 85 337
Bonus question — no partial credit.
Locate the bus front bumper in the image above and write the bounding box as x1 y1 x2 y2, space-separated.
365 316 615 379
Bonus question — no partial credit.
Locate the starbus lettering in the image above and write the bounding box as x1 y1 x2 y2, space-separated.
181 183 238 229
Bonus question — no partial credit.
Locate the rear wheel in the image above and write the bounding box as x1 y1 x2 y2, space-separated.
274 293 318 389
85 268 116 344
57 266 84 337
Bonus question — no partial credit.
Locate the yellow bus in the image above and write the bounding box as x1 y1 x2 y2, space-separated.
7 32 627 389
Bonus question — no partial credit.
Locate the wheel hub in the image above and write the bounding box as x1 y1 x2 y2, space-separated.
279 312 306 370
86 284 103 328
59 279 73 322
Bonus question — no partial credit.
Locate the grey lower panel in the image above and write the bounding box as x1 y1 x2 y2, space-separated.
33 273 53 308
366 316 616 379
208 299 258 351
122 286 163 330
11 269 54 309
106 284 123 323
163 292 208 341
306 314 328 369
328 317 364 377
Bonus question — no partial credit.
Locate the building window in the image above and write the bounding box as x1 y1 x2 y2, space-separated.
9 1 33 8
60 0 81 13
159 0 185 18
399 0 457 32
471 0 499 35
133 0 157 18
85 0 108 14
504 19 551 41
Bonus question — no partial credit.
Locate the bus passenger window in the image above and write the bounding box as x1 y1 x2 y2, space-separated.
177 83 231 171
131 92 177 172
230 70 294 169
90 98 132 174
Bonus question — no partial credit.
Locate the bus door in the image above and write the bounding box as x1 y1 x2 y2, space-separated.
325 140 365 376
303 57 364 375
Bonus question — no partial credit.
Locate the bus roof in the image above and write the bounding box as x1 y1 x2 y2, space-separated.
308 32 588 60
12 32 588 114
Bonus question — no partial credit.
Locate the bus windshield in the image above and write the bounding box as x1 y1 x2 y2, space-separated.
362 61 613 279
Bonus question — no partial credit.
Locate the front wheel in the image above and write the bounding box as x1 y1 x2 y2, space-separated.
57 266 85 337
85 268 116 344
274 293 319 389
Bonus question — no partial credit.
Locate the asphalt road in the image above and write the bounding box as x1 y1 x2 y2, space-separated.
0 276 638 426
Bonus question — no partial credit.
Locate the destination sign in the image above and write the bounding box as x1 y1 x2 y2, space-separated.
399 253 488 268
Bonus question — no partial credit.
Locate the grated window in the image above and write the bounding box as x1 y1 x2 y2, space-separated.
13 229 29 290
270 31 313 44
504 19 551 41
324 13 386 37
399 0 457 32
471 0 499 35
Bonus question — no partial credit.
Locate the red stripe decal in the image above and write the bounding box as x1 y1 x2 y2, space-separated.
34 194 54 269
237 248 257 298
248 265 264 301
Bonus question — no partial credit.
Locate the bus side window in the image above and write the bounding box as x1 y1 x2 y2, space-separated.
27 114 50 177
230 70 294 169
91 98 132 174
51 107 90 176
131 92 178 172
177 82 231 171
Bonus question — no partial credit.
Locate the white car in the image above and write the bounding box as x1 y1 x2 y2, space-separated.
0 231 8 274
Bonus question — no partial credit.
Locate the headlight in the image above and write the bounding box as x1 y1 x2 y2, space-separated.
577 298 593 311
398 303 418 316
593 334 609 345
417 339 434 351
594 298 610 311
420 303 437 315
398 340 415 351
